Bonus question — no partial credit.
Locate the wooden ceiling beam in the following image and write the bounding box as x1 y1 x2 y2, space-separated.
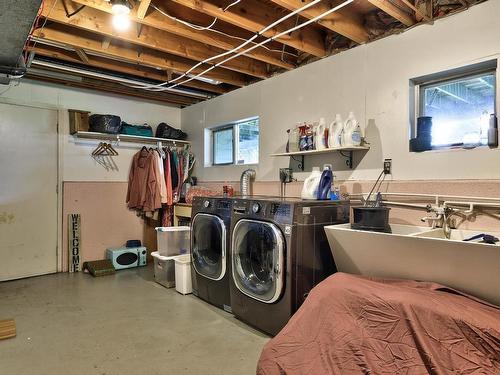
32 25 248 87
136 0 151 19
269 0 369 44
167 0 326 57
367 0 416 26
41 1 269 79
26 74 195 106
27 44 229 94
71 0 294 70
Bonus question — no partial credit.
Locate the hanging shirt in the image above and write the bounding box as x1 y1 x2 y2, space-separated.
156 151 167 204
164 150 173 206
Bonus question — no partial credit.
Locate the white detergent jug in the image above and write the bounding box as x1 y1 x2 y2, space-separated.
328 114 343 148
301 167 322 200
315 118 327 150
343 111 358 147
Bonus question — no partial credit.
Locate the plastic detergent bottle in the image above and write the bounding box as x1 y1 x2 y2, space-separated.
315 118 327 150
317 164 333 200
343 112 359 147
328 114 343 148
301 167 322 200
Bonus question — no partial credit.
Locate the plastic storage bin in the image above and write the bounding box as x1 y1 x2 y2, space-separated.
174 254 192 295
155 226 190 256
152 251 175 288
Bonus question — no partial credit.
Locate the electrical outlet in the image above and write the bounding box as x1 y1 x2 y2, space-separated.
383 159 392 175
279 168 294 183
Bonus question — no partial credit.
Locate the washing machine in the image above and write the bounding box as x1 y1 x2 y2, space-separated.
229 197 349 336
190 196 232 313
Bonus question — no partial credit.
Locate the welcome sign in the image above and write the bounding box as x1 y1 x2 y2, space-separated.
68 214 81 273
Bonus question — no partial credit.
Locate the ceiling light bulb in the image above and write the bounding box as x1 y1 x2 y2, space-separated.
111 0 131 15
112 13 130 31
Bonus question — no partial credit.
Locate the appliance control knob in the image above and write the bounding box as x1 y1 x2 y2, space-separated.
142 250 146 255
252 203 261 214
203 200 211 208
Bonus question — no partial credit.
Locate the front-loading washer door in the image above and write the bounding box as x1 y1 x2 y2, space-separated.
231 219 285 304
191 213 226 281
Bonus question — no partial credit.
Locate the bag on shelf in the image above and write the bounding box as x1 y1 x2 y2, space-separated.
121 122 154 137
88 114 122 134
155 122 187 140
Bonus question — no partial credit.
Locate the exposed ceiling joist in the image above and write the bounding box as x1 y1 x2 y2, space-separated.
136 0 151 19
27 44 229 94
32 26 249 87
71 0 295 70
75 48 90 63
367 0 416 26
165 0 327 57
42 1 269 79
269 0 369 44
101 36 111 49
27 73 196 106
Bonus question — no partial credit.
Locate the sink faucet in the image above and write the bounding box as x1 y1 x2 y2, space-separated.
421 205 456 239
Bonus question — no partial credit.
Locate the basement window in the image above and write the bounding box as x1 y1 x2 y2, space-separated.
210 117 259 166
410 60 497 151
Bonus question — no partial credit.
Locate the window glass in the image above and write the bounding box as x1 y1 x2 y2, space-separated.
237 119 259 164
213 127 233 165
421 72 495 147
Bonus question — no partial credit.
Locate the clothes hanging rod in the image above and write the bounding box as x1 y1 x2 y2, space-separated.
73 131 190 146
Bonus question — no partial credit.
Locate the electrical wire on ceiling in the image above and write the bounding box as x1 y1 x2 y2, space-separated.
151 3 299 58
223 0 241 12
169 0 356 90
128 0 326 91
128 0 354 92
150 3 218 31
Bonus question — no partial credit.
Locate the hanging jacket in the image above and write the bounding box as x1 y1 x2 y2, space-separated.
144 151 162 212
127 148 161 212
164 150 173 206
127 148 151 210
170 151 178 189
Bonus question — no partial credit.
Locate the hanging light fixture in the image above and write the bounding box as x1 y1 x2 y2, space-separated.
110 0 131 31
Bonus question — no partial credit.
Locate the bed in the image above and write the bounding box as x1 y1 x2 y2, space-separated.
257 273 500 375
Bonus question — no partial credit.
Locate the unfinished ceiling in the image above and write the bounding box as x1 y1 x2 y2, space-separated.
22 0 486 107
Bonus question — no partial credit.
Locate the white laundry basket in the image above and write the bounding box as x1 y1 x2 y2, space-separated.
174 254 192 295
155 226 190 256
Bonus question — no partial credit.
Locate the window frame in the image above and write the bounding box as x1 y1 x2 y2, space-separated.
212 125 235 166
410 60 498 152
209 116 260 167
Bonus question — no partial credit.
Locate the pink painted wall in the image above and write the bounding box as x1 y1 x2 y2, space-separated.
62 182 157 271
60 178 500 272
199 179 500 231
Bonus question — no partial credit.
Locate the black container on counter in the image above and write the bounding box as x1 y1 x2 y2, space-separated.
351 206 391 233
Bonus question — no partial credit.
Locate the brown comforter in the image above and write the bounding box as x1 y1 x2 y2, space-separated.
257 273 500 375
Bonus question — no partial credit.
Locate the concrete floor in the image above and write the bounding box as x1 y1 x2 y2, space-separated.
0 266 269 375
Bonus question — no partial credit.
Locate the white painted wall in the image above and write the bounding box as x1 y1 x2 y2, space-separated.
182 0 500 182
0 80 181 181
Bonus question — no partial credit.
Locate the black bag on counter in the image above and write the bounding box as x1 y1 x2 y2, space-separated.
89 114 122 134
155 122 187 140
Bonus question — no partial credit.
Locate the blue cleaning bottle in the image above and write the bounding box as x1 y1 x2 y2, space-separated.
317 164 333 200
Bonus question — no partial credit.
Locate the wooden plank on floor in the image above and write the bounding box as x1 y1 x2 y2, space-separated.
0 319 16 340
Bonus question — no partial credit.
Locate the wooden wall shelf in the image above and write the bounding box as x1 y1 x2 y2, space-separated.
270 146 370 170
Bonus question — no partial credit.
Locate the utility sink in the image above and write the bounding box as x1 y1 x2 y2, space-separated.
324 224 500 306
